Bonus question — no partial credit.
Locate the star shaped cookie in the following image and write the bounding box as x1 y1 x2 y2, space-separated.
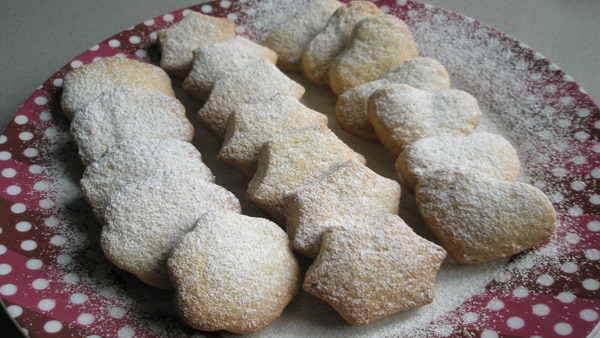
285 159 401 258
197 59 305 141
247 124 365 224
218 93 328 178
183 36 278 100
264 0 342 71
303 214 447 325
158 11 235 77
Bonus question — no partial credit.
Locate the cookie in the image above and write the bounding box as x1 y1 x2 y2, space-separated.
197 59 305 141
101 169 241 289
264 0 342 72
80 139 214 223
328 14 418 95
368 83 481 156
183 36 278 100
70 87 193 166
218 93 328 178
168 210 301 334
247 124 365 224
335 57 451 140
285 159 400 258
415 170 557 264
303 214 447 325
60 56 174 120
301 1 381 86
157 11 235 77
396 132 520 191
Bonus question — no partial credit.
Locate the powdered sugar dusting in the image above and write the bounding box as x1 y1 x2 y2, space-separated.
1 0 598 337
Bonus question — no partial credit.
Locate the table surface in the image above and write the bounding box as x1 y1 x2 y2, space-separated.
0 0 599 336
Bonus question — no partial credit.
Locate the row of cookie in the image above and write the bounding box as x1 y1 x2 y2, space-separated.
205 90 448 326
165 16 450 326
332 51 558 264
265 0 420 97
60 57 304 334
153 1 420 100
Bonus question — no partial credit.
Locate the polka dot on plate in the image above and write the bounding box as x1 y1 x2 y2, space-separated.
135 49 148 58
554 322 573 336
582 278 600 291
34 181 50 191
201 4 213 13
128 35 141 44
432 325 453 336
57 254 72 265
45 216 60 228
220 0 232 8
588 220 600 231
23 147 39 158
11 203 27 214
29 164 44 174
512 286 529 298
568 206 583 216
461 312 478 324
580 309 599 322
39 199 55 209
34 96 48 105
0 151 12 161
536 274 554 286
20 239 37 251
565 232 581 245
19 131 34 141
78 313 95 325
32 278 50 290
118 326 135 338
70 293 89 304
43 320 62 333
14 115 28 125
26 258 43 270
70 60 84 69
110 306 126 319
53 78 63 87
6 304 23 318
487 298 504 311
16 221 31 232
0 284 17 296
0 263 12 275
163 13 174 22
2 167 16 178
506 316 525 329
50 235 67 246
63 272 80 284
556 291 576 303
561 261 578 273
6 185 22 196
532 303 551 316
108 39 121 48
38 299 56 311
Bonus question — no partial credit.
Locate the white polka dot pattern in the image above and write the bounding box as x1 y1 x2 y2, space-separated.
0 0 598 337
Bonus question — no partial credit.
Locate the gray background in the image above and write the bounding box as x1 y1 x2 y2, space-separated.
0 0 599 336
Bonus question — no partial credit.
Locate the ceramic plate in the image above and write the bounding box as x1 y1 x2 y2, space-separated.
0 0 599 337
